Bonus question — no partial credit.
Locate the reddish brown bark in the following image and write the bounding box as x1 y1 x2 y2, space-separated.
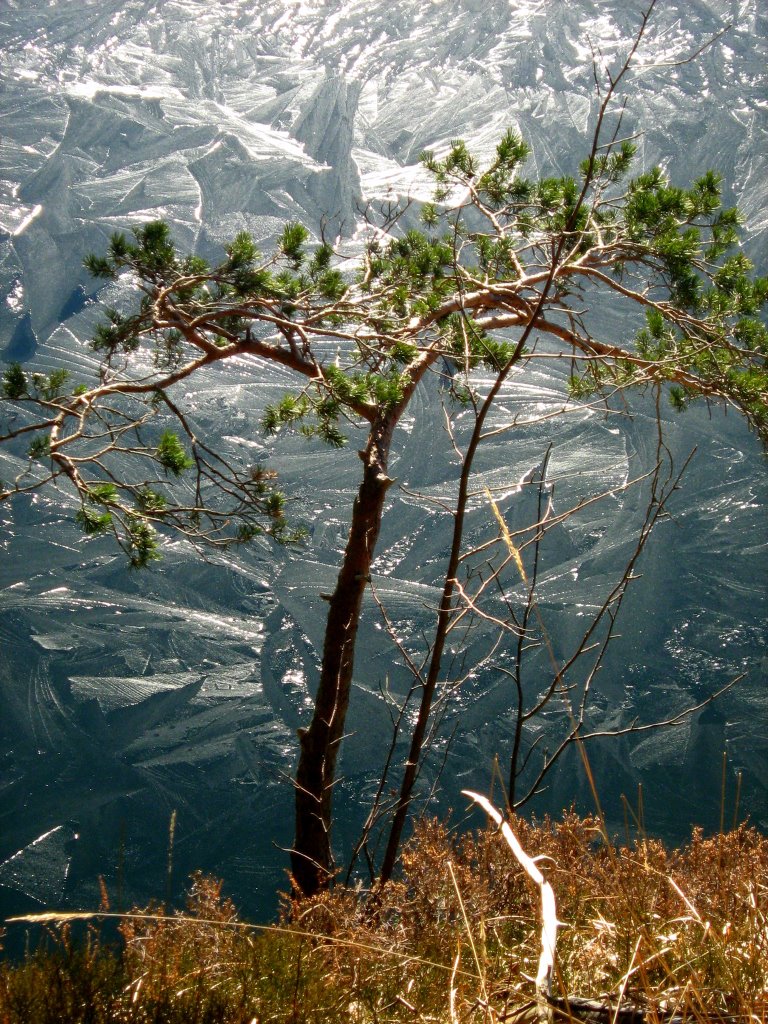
291 420 395 897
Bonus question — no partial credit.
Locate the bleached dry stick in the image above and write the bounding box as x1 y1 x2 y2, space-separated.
463 790 559 1024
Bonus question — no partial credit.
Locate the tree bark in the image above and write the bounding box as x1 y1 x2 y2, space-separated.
291 419 395 897
376 464 466 885
378 346 530 885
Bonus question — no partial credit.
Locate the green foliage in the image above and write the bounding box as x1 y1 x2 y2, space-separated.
29 368 71 401
135 487 168 513
308 241 331 273
323 364 407 411
180 254 210 276
580 140 637 183
264 364 408 448
154 329 185 370
476 235 520 278
86 482 118 504
440 314 516 373
493 127 532 168
420 202 438 227
568 371 600 400
621 167 748 309
362 229 455 318
635 308 676 362
156 431 194 476
389 341 419 365
83 253 117 279
236 523 262 543
707 207 741 260
262 394 311 435
421 137 481 183
75 506 112 534
478 130 534 209
225 231 261 269
85 223 176 293
263 490 285 520
2 362 27 399
132 220 177 275
479 336 515 372
280 222 309 268
734 317 768 352
92 308 140 356
87 222 179 282
309 419 348 448
8 121 763 584
27 434 50 460
126 516 160 568
449 381 475 405
669 384 688 411
389 231 453 281
712 255 767 314
219 231 274 298
317 267 346 300
107 230 130 260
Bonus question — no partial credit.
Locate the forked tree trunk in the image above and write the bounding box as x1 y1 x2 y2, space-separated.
291 420 395 897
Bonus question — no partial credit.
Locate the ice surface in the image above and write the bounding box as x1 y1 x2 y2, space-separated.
0 0 766 920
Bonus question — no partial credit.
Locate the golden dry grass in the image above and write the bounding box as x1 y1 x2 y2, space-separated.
1 815 766 1023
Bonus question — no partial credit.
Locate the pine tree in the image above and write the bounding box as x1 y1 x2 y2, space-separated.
2 41 766 897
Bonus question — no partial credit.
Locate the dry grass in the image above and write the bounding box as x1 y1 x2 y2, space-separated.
1 816 766 1023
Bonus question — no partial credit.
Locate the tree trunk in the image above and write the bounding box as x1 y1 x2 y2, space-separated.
291 421 394 897
378 346 528 886
376 484 464 885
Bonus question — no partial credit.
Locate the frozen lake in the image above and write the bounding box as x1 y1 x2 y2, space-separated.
0 0 766 920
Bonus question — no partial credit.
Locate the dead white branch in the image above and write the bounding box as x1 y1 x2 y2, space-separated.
462 790 560 1024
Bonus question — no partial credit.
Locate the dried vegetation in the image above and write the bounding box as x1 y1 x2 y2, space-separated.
1 815 766 1023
